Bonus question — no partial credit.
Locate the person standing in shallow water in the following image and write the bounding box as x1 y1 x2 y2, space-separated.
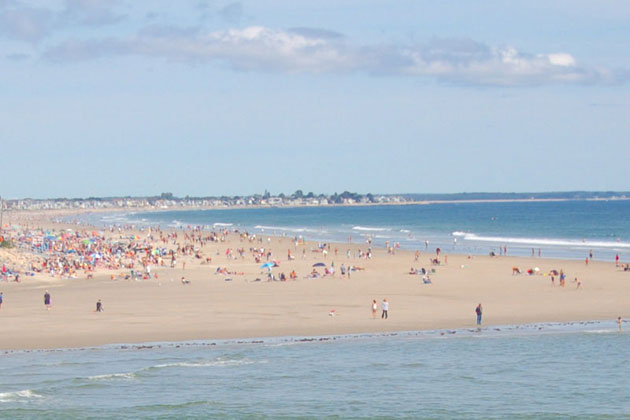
476 303 483 325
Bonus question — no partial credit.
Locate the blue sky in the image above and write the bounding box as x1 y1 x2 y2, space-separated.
1 0 629 199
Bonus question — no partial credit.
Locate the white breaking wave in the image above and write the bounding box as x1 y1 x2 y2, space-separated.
584 329 616 334
452 232 630 248
254 225 320 233
88 372 136 381
153 358 256 369
212 223 233 227
0 389 43 402
352 226 391 232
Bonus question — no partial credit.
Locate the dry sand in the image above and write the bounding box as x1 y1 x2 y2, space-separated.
0 211 628 351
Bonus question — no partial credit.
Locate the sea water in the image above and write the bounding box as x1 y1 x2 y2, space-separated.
87 200 630 260
1 322 628 419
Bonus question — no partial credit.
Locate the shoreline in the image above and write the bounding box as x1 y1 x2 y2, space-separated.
2 318 623 354
46 206 630 263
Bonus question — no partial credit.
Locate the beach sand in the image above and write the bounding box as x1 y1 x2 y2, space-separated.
0 211 628 350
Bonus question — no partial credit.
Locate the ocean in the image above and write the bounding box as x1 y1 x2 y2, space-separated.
87 200 630 261
1 322 628 419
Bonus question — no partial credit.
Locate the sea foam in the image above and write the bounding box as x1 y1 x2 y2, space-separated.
452 232 630 248
0 389 42 402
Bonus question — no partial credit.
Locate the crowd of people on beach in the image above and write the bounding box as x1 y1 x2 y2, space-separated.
1 219 628 336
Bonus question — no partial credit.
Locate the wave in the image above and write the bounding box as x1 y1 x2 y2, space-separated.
583 329 616 335
212 223 233 227
167 219 186 228
452 232 630 248
152 358 256 369
254 225 320 234
87 372 136 381
0 390 42 402
101 214 132 222
352 226 391 232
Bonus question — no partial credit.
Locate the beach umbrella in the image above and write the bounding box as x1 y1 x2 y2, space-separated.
260 262 275 268
313 262 326 267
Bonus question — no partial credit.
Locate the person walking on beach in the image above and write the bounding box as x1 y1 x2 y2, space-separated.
95 299 103 312
44 290 51 310
381 299 389 319
0 291 3 310
371 299 378 319
475 303 483 325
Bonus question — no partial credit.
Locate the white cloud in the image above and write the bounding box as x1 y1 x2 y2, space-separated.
547 53 576 67
42 25 626 86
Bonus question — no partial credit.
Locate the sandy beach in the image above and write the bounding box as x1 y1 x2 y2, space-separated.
0 210 628 351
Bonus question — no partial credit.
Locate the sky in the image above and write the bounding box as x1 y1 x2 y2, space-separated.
1 0 629 199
